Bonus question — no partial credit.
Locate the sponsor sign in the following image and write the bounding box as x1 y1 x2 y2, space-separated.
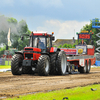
76 45 87 54
78 33 91 40
61 48 77 55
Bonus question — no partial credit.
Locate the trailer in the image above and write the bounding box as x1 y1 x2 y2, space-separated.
61 30 96 73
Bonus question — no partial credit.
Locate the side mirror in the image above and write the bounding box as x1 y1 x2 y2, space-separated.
21 36 24 41
52 36 55 41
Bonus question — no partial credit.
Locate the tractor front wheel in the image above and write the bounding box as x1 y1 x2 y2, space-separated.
11 54 23 75
37 55 50 76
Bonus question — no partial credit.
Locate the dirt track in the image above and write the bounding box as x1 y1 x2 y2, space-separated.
0 68 100 98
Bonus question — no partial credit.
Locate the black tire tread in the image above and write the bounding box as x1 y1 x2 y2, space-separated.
49 53 57 75
37 55 50 76
56 51 66 75
86 60 91 73
79 61 87 73
22 66 32 74
11 54 23 75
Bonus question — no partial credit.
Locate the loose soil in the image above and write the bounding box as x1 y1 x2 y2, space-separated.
0 68 100 99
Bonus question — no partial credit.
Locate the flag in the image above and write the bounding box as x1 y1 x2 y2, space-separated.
7 28 12 46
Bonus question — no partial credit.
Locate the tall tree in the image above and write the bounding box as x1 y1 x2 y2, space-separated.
81 18 100 49
18 30 31 50
0 15 30 50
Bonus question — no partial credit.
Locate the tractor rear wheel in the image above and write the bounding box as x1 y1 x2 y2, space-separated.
56 51 67 75
49 53 57 75
37 55 50 76
11 54 23 75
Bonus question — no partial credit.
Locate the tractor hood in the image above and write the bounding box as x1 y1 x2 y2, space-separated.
24 47 41 60
24 47 41 52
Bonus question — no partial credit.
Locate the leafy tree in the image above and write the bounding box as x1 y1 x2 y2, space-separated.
62 43 73 48
58 44 62 48
62 43 68 48
80 18 100 49
18 30 31 50
72 43 76 48
0 46 6 56
67 44 72 48
7 17 17 24
53 45 57 47
0 15 30 51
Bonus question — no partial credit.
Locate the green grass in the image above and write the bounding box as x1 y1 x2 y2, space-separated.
92 66 100 68
6 84 100 100
0 65 11 69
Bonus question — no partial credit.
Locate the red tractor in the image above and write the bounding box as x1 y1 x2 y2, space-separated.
11 32 67 76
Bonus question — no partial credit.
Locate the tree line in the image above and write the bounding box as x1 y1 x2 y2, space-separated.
0 16 99 56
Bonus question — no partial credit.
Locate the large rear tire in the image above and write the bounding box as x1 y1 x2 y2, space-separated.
56 51 67 75
86 60 91 73
49 53 57 75
11 54 23 75
37 55 50 76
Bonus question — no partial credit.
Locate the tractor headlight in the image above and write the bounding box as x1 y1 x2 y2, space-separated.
31 57 33 59
25 57 28 59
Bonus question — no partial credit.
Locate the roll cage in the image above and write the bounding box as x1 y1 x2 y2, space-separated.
29 35 53 53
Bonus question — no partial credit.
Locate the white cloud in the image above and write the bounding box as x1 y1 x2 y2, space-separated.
37 20 90 40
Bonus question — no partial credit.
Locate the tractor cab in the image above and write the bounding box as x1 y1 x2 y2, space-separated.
28 32 55 53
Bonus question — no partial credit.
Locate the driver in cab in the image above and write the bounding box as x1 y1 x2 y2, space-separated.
37 38 45 49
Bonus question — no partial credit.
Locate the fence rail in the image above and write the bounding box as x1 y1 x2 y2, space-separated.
0 58 11 65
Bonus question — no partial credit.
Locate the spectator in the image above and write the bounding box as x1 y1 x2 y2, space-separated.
79 39 86 45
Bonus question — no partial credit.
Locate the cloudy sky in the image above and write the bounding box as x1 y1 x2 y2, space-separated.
0 0 99 39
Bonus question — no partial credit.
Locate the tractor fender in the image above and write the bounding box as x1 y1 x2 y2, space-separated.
15 50 24 56
50 47 60 53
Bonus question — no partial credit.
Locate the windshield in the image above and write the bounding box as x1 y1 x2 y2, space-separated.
30 36 46 49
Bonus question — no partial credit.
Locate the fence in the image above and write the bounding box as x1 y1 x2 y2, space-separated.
0 58 11 65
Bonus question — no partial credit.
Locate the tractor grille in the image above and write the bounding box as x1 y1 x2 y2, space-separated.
25 48 33 50
25 54 33 59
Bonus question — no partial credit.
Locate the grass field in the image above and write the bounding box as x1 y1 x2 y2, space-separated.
6 84 100 100
0 65 11 69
